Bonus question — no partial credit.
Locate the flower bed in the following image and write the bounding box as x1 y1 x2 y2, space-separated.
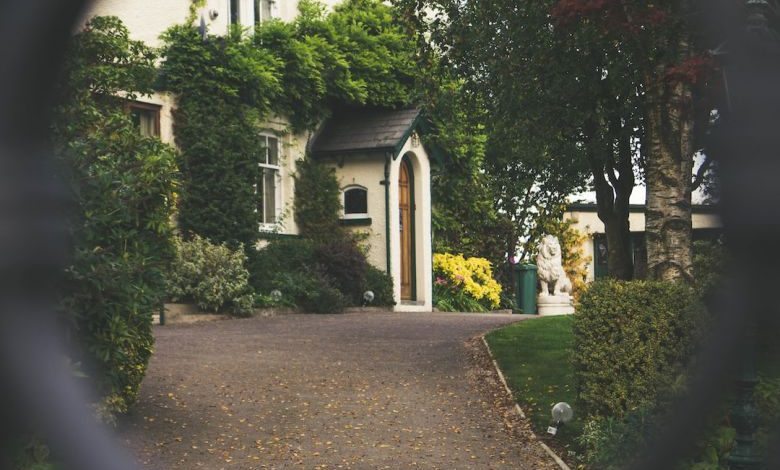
433 253 502 312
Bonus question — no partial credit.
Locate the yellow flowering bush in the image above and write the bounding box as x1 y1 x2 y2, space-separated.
433 253 502 311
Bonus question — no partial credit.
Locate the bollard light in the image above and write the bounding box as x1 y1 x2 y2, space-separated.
547 402 573 437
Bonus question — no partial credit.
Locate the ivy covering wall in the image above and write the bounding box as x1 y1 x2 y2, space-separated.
160 0 417 250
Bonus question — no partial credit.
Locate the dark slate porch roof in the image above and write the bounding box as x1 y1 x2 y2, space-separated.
310 107 422 158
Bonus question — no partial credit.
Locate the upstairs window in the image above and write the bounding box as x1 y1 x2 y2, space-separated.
254 0 277 24
230 0 240 24
128 101 160 138
258 135 281 226
343 186 368 219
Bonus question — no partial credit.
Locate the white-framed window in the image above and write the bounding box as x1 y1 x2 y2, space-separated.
343 186 368 219
254 0 278 24
258 134 281 227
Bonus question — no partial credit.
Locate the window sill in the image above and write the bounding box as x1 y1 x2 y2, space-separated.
339 217 372 227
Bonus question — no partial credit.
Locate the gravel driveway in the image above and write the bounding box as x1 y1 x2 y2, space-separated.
118 312 557 469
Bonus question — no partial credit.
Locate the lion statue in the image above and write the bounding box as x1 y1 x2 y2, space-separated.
536 235 572 297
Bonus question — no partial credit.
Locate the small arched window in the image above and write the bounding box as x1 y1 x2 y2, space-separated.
343 186 368 219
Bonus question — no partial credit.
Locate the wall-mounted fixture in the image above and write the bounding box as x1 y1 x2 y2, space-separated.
208 9 219 20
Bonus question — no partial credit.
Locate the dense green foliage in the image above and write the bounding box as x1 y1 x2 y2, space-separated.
692 239 726 300
250 237 395 313
160 25 279 250
293 158 344 240
166 236 255 315
313 239 369 304
573 280 730 468
160 0 417 251
573 280 705 419
53 16 178 416
364 265 395 306
397 0 591 275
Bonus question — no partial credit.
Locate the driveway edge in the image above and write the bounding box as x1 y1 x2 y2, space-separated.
480 335 572 470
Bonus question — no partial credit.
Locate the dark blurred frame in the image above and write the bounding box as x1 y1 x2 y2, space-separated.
0 1 778 470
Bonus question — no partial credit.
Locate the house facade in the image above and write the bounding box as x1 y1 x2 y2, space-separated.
82 0 435 311
565 203 723 281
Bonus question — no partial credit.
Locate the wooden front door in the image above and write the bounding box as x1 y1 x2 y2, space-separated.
399 160 414 300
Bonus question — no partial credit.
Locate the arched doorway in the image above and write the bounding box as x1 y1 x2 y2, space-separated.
399 157 416 301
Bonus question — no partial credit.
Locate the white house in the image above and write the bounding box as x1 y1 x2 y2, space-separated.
565 203 723 281
81 0 436 312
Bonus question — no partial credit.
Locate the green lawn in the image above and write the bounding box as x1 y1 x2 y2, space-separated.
485 316 582 457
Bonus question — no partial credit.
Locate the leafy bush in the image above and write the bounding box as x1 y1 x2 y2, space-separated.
578 409 653 470
365 266 395 306
251 237 395 310
433 280 488 312
249 238 317 294
433 253 502 311
573 280 705 419
167 235 254 316
265 271 347 314
294 158 344 241
313 238 369 304
54 16 178 416
693 239 726 300
579 409 736 470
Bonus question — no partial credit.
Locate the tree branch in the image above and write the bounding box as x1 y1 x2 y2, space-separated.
691 154 713 190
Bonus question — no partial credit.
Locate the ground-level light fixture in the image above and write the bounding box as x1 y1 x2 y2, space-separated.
270 290 283 303
547 402 573 436
363 290 375 305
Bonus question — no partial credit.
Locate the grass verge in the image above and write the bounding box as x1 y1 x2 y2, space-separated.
485 315 582 461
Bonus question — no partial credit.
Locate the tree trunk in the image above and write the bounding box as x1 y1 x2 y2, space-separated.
603 212 634 280
587 118 635 281
644 37 695 283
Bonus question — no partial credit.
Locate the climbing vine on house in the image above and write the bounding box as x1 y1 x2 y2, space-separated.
160 0 417 252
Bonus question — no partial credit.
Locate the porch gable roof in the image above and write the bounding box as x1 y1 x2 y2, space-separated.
310 107 422 158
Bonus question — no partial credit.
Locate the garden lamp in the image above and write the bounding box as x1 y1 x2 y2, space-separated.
363 290 375 306
547 402 573 436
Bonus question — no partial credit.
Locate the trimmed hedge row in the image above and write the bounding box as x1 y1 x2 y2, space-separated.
573 280 705 419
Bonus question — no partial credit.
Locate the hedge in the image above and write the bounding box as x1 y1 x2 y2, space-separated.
573 280 705 420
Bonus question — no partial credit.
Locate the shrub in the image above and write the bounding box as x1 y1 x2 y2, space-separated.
267 271 347 314
365 266 395 306
433 280 488 312
578 409 653 470
433 253 502 311
54 16 178 416
249 238 317 294
250 236 391 311
293 158 344 241
693 239 726 300
167 235 254 316
313 238 369 304
573 280 705 419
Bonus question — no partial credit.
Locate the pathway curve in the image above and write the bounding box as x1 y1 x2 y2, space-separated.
118 313 556 469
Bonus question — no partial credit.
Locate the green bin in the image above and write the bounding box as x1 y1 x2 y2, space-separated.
514 264 538 314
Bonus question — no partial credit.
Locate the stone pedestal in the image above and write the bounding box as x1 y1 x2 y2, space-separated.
537 295 575 316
